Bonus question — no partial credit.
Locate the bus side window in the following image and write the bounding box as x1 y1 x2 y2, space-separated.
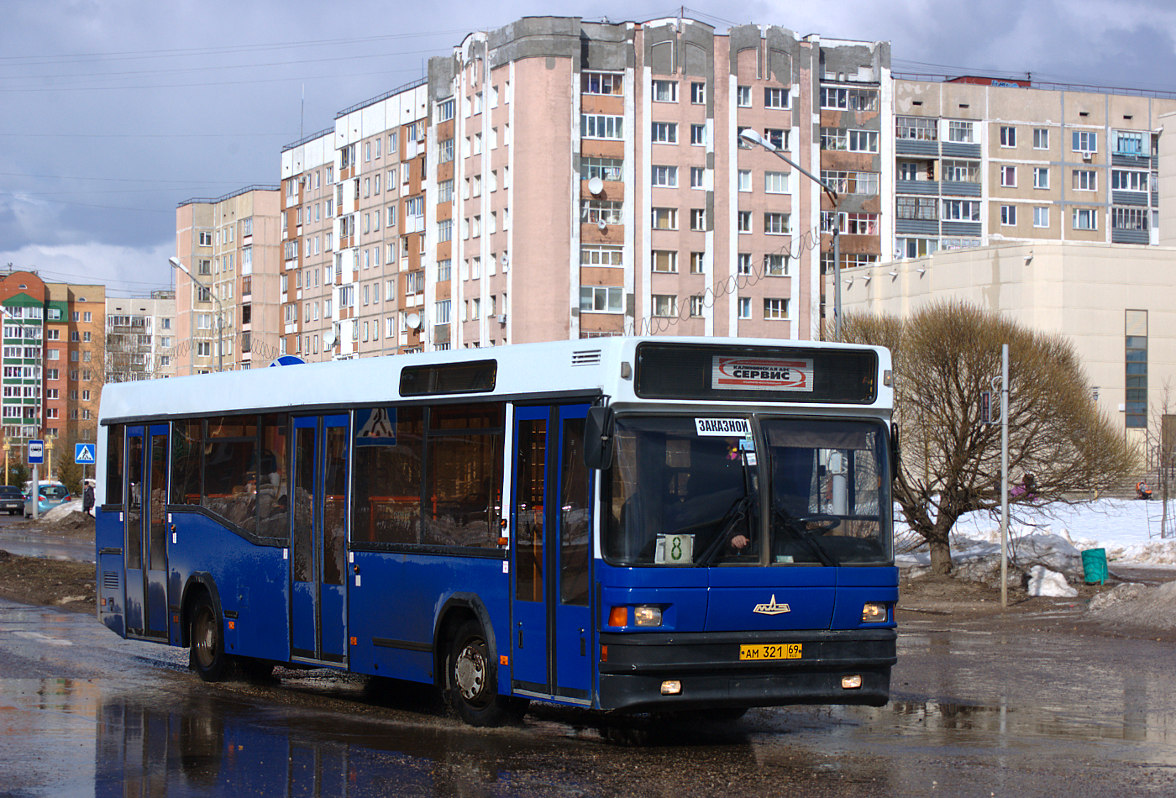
105 424 124 507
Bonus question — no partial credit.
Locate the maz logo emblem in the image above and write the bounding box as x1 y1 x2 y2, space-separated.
752 595 791 615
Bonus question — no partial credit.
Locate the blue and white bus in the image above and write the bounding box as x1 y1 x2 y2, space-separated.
96 337 897 725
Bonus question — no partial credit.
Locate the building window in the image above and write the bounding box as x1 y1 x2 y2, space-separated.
765 254 788 276
651 251 678 273
689 296 705 317
1111 170 1148 192
580 286 623 312
1034 167 1050 189
764 171 788 194
736 86 752 107
690 124 706 146
1073 207 1098 230
737 297 752 319
652 295 678 317
763 298 789 320
896 116 937 141
1000 126 1016 147
737 253 752 275
651 122 678 144
1000 205 1017 226
652 80 678 102
947 120 977 143
582 157 623 182
651 208 678 230
691 82 705 104
942 160 980 183
764 87 788 109
1112 206 1149 231
1114 130 1145 155
847 130 878 153
582 72 624 95
1000 166 1016 187
690 167 705 189
1033 206 1049 228
1033 128 1049 149
583 200 623 225
1125 309 1147 428
652 165 678 187
897 196 938 220
690 252 705 274
1072 130 1098 153
1072 169 1097 191
943 199 980 221
764 213 790 235
737 211 751 233
820 87 877 110
581 245 623 267
689 209 707 231
763 128 786 149
582 114 624 140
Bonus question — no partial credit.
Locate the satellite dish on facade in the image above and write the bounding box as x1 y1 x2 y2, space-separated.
406 312 422 330
598 220 607 232
587 176 604 196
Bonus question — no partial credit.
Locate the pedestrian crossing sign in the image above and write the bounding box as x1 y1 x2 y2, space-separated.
75 443 96 464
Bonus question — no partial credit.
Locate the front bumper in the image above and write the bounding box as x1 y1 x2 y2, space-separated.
598 628 896 713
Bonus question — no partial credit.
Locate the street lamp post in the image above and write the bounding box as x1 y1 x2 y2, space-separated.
169 256 224 372
738 128 842 341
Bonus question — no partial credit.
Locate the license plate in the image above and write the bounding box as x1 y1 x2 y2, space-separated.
739 643 802 661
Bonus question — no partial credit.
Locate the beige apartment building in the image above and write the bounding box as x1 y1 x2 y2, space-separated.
105 291 177 383
892 76 1176 259
174 186 281 374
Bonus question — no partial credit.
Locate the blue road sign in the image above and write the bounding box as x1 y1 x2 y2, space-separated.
75 443 96 464
28 439 44 464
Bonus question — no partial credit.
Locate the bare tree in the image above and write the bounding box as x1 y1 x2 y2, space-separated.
843 301 1136 574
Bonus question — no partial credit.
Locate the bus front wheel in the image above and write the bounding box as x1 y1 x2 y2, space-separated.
447 620 525 726
189 592 230 682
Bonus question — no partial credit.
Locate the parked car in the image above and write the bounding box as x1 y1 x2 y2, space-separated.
24 482 72 517
0 485 24 515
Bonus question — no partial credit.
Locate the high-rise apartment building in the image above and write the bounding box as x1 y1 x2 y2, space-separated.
175 186 281 374
892 77 1176 258
0 269 104 455
177 15 1176 361
105 291 177 383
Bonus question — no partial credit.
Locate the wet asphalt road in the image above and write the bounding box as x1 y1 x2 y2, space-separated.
0 513 94 563
1 597 1174 797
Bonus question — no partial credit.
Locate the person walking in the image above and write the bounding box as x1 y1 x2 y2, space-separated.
83 480 95 516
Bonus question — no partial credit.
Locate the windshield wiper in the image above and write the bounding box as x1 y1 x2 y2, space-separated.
694 492 756 566
773 508 839 566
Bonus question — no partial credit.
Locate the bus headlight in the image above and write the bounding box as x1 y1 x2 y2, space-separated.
861 602 888 623
633 606 663 627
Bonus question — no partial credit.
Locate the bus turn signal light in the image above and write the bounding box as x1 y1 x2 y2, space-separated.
608 606 628 627
861 602 888 623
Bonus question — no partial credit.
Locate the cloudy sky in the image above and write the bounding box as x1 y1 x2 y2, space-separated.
2 0 1174 297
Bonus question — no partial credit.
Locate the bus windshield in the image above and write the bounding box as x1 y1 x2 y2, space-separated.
603 415 891 567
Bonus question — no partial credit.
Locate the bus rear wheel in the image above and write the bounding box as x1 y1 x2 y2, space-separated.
189 593 230 682
447 620 525 726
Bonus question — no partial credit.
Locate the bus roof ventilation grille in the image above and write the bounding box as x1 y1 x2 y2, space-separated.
571 349 602 366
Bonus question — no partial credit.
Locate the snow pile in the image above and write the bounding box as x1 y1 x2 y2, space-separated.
1026 565 1077 598
1088 581 1176 630
39 499 82 523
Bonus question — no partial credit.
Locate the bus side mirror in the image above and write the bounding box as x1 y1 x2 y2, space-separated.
890 422 900 484
584 406 614 470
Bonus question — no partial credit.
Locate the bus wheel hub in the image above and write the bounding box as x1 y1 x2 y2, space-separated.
455 646 486 700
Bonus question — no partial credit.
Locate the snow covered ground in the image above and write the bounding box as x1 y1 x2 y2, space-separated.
897 497 1176 570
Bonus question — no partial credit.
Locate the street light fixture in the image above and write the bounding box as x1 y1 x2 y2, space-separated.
169 256 224 373
738 128 843 341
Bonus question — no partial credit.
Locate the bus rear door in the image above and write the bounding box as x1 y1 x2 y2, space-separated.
290 415 349 665
510 404 592 703
124 424 169 641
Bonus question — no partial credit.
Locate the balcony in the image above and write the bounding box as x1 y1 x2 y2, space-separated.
895 139 938 157
896 179 939 196
941 180 981 197
942 142 981 158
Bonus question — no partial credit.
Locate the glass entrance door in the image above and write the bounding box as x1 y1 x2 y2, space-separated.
510 404 592 701
124 424 169 640
290 415 349 664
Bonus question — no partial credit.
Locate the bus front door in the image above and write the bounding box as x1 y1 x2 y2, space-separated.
124 424 169 641
290 415 349 665
510 404 592 703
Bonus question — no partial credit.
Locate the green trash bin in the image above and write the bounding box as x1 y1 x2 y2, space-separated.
1082 548 1108 585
